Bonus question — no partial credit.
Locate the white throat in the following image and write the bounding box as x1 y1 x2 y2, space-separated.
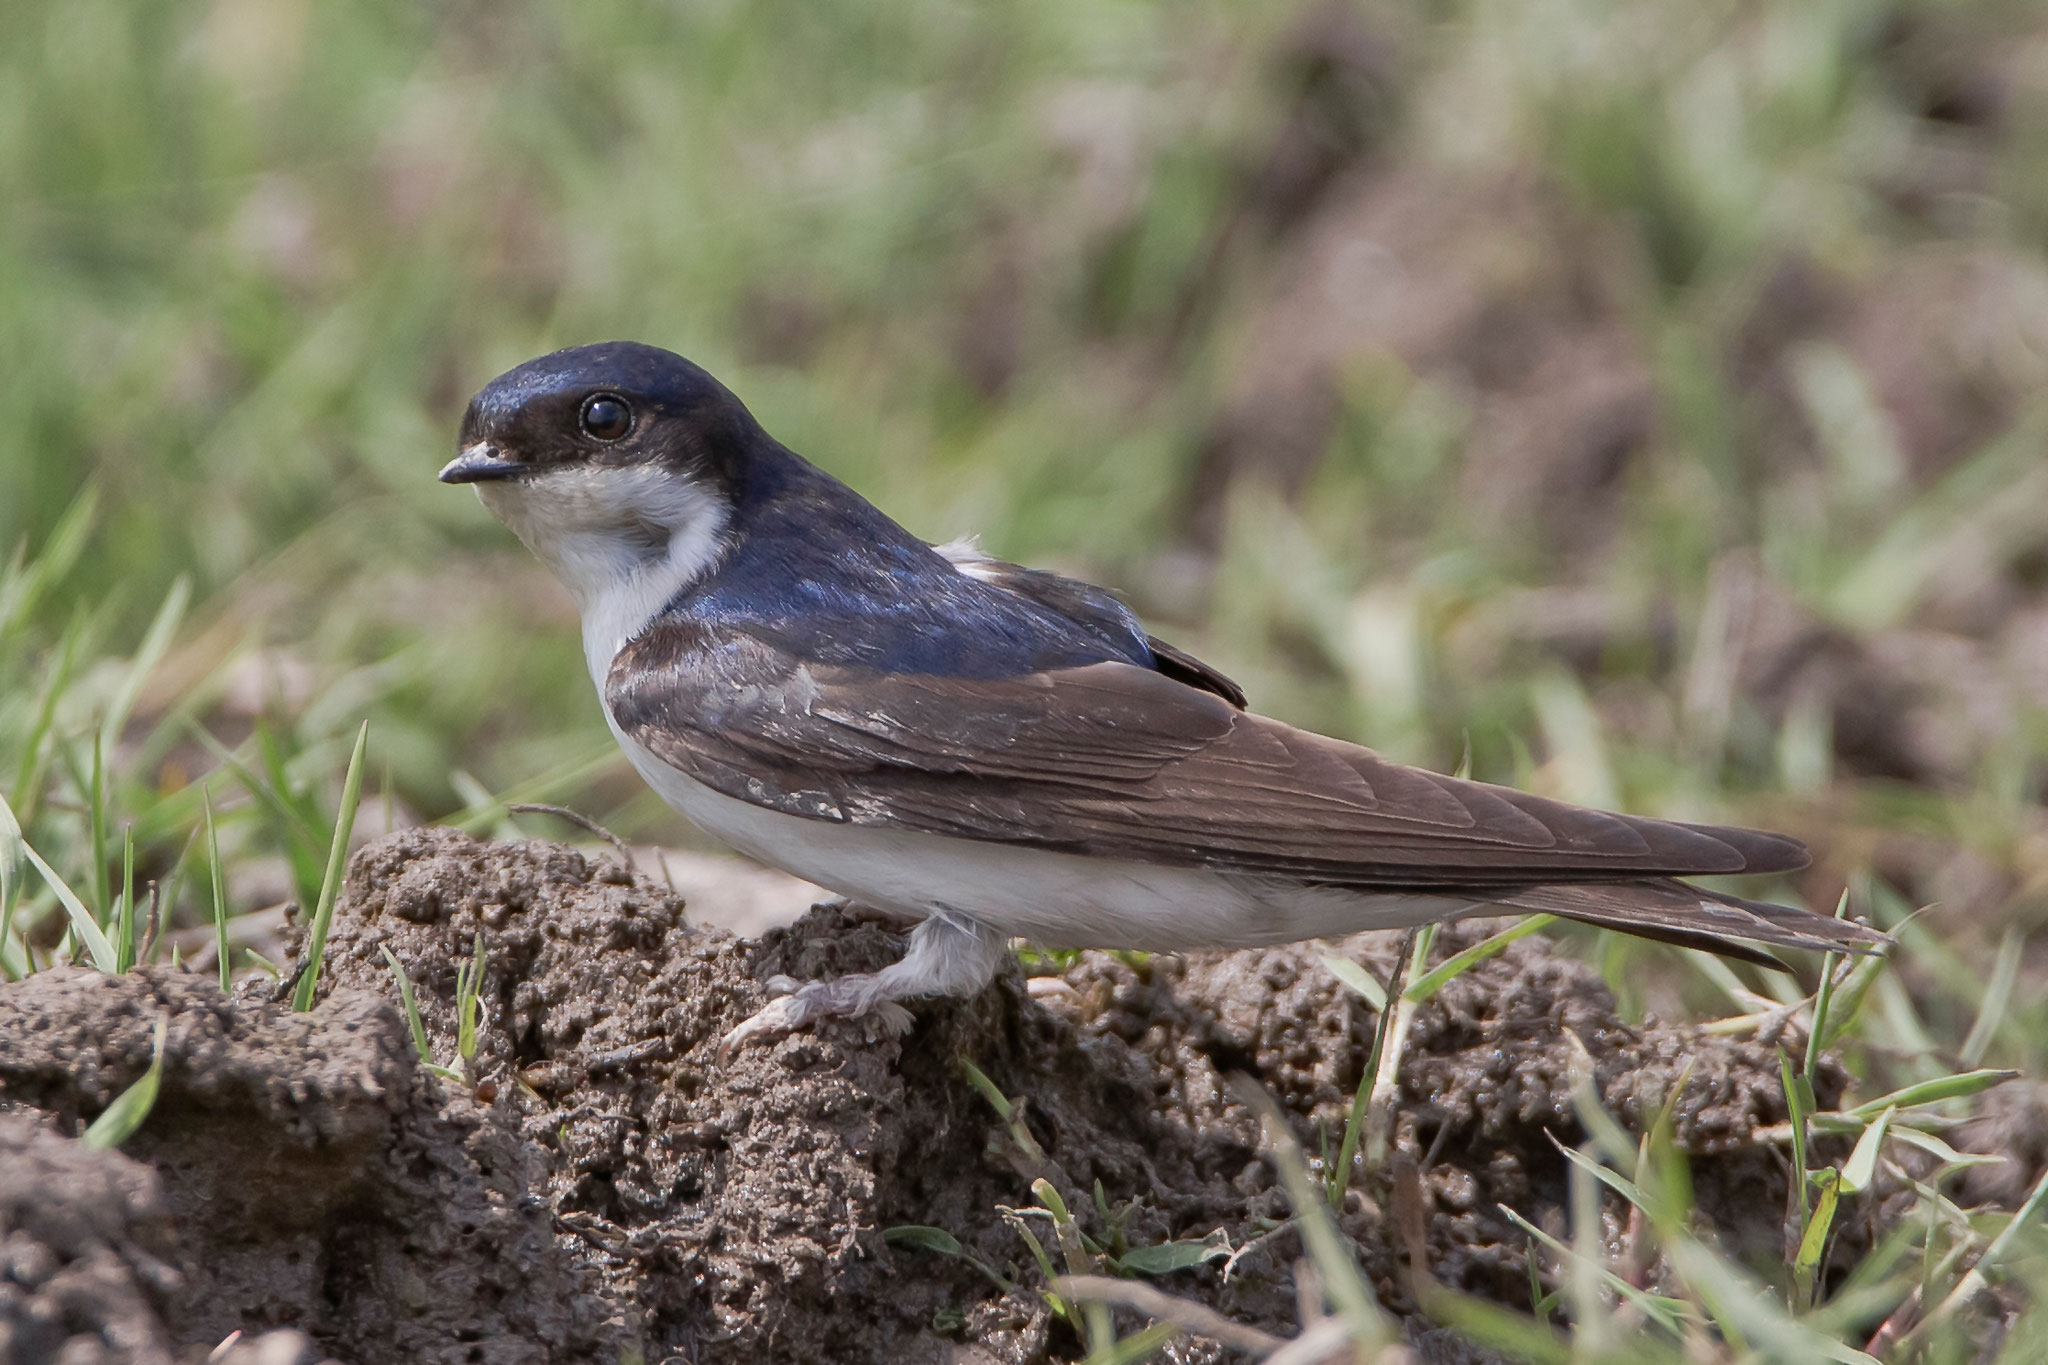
474 460 730 684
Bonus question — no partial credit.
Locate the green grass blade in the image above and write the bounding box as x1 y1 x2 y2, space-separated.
1550 1134 1652 1212
443 742 625 835
0 791 23 981
1563 1033 1638 1169
1872 975 1946 1088
1803 889 1852 1080
1917 1162 2048 1339
257 721 330 904
1958 928 2022 1068
1236 1083 1392 1347
116 825 136 973
10 615 84 818
960 1054 1049 1164
1566 1140 1611 1348
205 792 231 992
89 733 109 925
884 1225 1017 1294
143 830 193 969
1328 927 1420 1206
1318 952 1387 1011
1840 1105 1894 1194
20 838 118 973
1414 1283 1575 1365
0 483 96 648
1032 1178 1108 1351
1115 1232 1231 1276
1794 1169 1841 1307
958 1055 1014 1120
457 929 485 1063
1405 915 1555 1003
82 1013 166 1150
380 945 436 1062
1781 1049 1812 1255
1817 945 1889 1052
1000 1215 1065 1310
1886 1127 2000 1172
885 1224 964 1255
291 720 369 1012
1080 1320 1176 1365
256 720 327 827
1497 1203 1691 1335
98 574 191 760
1686 947 1776 1013
1668 1236 1880 1364
191 731 326 905
1845 1069 2018 1120
1366 922 1432 1173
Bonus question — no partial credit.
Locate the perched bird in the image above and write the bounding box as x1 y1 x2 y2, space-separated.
442 341 1883 1051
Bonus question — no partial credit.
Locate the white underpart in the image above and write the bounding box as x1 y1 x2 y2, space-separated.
476 469 1480 1025
609 723 1477 953
472 456 730 680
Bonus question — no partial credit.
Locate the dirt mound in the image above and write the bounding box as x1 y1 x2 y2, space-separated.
0 963 601 1363
0 1112 184 1365
0 828 1816 1363
0 1112 356 1365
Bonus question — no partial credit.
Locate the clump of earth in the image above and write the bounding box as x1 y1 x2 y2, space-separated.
0 828 1845 1363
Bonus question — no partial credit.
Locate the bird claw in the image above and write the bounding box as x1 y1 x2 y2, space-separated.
717 993 814 1061
717 979 914 1061
717 913 1005 1061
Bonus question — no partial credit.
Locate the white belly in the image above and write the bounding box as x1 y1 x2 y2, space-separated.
608 720 1468 951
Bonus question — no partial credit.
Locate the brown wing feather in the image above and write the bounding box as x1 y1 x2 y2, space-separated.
608 625 1885 956
1144 635 1248 709
609 625 1834 893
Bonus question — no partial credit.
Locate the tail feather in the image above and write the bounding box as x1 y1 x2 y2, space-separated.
1491 878 1888 964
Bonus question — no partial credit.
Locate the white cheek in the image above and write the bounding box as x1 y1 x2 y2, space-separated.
476 465 730 682
481 465 688 537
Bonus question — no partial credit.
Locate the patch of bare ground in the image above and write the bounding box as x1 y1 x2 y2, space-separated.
0 828 1852 1363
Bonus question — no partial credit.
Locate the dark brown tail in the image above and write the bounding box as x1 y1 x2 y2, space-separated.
1490 878 1889 968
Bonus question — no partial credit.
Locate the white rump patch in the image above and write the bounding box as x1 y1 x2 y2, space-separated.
932 534 1004 581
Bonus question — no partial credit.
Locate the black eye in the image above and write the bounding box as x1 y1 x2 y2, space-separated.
579 394 632 441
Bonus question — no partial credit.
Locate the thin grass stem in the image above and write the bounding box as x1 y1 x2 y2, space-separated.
205 791 231 992
291 720 369 1012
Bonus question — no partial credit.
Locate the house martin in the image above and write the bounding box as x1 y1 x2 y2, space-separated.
442 341 1883 1053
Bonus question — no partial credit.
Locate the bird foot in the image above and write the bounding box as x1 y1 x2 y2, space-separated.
716 911 1010 1061
717 973 915 1061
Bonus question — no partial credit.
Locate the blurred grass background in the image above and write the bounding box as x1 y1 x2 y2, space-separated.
6 0 2048 988
8 0 2048 1355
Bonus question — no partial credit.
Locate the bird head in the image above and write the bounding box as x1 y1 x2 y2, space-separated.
443 341 751 609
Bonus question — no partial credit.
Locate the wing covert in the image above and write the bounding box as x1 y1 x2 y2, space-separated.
605 622 1808 887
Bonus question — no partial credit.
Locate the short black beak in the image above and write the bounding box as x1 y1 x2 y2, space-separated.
438 445 527 484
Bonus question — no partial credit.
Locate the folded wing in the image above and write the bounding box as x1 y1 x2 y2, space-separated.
609 622 1882 957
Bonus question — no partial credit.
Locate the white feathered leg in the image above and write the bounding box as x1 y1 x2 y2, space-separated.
718 909 1009 1058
